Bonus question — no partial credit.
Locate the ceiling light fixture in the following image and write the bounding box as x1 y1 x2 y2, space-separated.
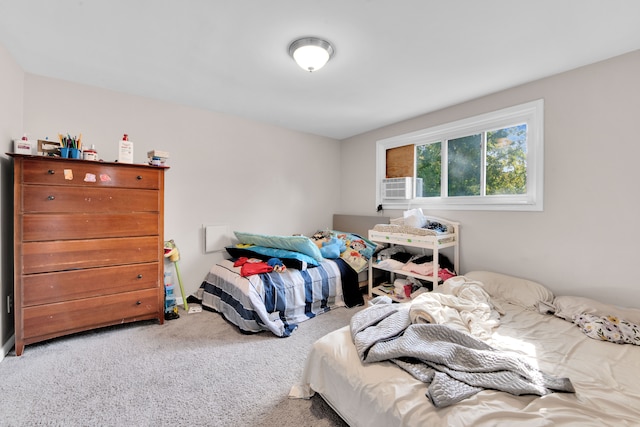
288 37 335 72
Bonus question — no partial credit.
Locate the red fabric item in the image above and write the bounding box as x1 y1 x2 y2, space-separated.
240 262 273 277
439 268 456 281
233 257 273 276
234 257 263 267
234 257 249 267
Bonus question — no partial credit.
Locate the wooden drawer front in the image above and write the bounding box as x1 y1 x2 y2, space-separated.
23 213 159 241
22 288 160 340
21 159 161 189
22 186 159 213
22 236 160 274
22 263 160 306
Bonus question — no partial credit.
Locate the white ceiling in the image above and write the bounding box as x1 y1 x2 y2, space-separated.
1 0 640 140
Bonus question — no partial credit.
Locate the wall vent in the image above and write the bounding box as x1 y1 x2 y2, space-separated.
381 177 413 199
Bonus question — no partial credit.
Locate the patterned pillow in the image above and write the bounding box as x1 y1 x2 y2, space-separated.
573 313 640 346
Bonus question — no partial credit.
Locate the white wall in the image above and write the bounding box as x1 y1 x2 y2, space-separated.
19 75 341 305
340 49 640 309
0 42 24 356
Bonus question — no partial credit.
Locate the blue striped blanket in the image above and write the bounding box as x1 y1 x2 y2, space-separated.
194 258 355 336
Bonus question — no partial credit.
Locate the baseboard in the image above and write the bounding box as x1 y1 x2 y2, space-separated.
1 334 15 361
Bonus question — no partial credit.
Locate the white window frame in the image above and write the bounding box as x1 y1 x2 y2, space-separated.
376 99 544 211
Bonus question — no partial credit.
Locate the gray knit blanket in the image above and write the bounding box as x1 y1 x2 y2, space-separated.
350 304 575 408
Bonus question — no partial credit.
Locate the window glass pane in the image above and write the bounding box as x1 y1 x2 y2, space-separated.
448 134 481 196
486 124 527 195
416 142 441 197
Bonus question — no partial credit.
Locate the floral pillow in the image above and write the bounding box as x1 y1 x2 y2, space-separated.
573 313 640 346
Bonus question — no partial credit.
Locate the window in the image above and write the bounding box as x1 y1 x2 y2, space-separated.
376 99 544 211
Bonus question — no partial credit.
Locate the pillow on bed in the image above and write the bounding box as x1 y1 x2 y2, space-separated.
225 245 319 270
463 270 554 310
234 231 324 262
573 312 640 346
553 295 640 325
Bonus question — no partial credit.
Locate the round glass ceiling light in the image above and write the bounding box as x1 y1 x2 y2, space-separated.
288 37 335 72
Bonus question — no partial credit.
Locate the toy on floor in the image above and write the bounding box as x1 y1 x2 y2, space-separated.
164 239 188 312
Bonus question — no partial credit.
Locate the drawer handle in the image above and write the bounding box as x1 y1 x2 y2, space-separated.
47 195 55 201
136 175 143 180
136 300 142 305
48 169 55 175
137 274 143 279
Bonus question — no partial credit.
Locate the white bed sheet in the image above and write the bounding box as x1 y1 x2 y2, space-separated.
291 302 640 426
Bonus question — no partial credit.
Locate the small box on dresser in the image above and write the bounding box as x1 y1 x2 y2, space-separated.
10 154 168 356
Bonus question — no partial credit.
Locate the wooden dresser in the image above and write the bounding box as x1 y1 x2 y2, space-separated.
10 154 167 356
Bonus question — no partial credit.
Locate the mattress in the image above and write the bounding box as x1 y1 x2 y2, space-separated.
291 302 640 426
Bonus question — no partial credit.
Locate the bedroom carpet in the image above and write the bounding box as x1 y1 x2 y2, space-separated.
0 302 365 426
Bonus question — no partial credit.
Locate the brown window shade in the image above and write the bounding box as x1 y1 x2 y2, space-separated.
386 145 414 178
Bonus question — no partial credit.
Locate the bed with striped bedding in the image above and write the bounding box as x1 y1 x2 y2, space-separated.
193 258 357 336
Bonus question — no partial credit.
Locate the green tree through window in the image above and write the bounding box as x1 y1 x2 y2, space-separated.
416 142 441 197
486 125 527 195
448 134 482 196
416 124 528 198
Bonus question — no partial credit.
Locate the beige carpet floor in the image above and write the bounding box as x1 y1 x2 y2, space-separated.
0 301 365 426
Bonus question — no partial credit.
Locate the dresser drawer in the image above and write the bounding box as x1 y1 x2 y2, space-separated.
22 236 160 274
22 186 160 213
22 263 160 306
23 213 160 241
22 288 160 341
21 158 161 189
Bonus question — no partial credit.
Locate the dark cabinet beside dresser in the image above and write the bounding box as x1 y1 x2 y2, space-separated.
10 154 167 356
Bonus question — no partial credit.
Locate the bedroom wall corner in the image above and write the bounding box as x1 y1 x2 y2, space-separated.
0 41 24 358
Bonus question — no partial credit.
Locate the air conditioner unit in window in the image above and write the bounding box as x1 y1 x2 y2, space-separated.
382 177 413 199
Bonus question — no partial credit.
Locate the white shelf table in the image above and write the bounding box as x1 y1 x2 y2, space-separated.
367 216 459 302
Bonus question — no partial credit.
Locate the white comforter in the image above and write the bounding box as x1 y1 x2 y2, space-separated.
409 277 502 340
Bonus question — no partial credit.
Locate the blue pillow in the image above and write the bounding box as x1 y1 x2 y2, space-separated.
234 231 324 262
